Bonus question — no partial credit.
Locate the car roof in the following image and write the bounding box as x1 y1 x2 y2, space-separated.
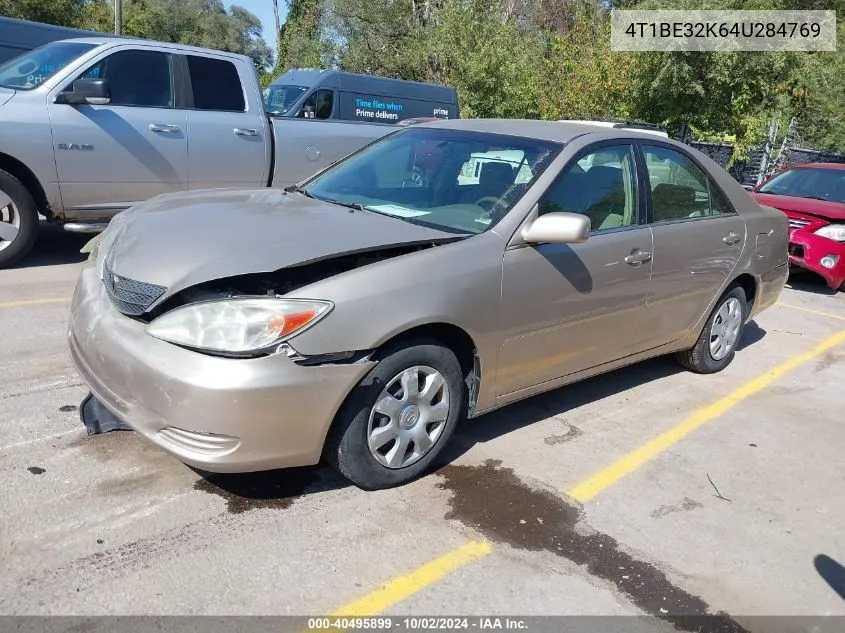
417 118 677 144
54 37 253 62
785 162 845 171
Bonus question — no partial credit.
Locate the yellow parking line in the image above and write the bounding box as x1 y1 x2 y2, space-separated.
0 297 71 309
568 329 845 503
311 326 845 620
326 541 491 618
779 303 845 322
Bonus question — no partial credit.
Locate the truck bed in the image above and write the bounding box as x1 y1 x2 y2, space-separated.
268 117 397 188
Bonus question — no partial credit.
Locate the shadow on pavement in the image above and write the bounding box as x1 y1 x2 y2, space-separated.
11 221 92 269
192 465 348 513
786 270 840 296
814 554 845 600
441 321 767 464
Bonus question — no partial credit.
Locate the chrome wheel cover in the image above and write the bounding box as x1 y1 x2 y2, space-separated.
366 365 450 469
0 189 21 252
709 297 743 361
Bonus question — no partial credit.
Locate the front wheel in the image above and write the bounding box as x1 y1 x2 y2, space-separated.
325 340 464 490
0 169 39 268
675 286 747 374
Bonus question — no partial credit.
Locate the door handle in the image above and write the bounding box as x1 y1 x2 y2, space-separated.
624 249 652 266
233 128 258 137
149 123 181 134
723 232 741 245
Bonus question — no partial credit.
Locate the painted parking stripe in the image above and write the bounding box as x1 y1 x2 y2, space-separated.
0 297 70 309
567 329 845 503
305 541 491 631
779 302 845 322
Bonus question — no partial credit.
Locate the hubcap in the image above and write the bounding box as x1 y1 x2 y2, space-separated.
0 189 21 252
367 365 450 469
709 297 743 361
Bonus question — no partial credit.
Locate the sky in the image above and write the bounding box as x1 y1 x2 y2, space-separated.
225 0 287 53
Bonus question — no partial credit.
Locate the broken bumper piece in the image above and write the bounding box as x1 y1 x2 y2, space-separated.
79 392 133 435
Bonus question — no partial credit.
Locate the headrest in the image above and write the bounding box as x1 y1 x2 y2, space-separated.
479 162 516 188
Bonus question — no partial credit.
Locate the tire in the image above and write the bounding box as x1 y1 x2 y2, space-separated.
0 169 39 268
325 339 465 490
675 286 748 374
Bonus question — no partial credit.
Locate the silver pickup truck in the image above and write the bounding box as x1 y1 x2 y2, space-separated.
0 37 402 267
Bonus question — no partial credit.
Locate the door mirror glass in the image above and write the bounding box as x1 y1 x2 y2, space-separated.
56 78 111 105
522 212 591 244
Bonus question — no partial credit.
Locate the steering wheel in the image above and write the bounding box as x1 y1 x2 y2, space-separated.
474 196 501 211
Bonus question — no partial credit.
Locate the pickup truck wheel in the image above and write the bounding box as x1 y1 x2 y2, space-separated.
675 286 747 374
325 340 464 490
0 169 39 268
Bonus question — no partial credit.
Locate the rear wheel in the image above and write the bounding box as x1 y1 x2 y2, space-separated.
0 169 39 268
325 340 464 490
675 286 747 374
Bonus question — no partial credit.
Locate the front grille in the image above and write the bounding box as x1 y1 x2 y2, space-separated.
102 263 166 316
788 217 811 230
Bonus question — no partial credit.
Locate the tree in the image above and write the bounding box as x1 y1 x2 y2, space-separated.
0 0 86 27
274 0 324 73
2 0 273 73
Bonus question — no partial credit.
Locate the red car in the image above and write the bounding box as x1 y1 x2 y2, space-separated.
750 163 845 291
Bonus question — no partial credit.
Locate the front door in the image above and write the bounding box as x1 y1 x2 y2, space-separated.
637 144 747 349
497 144 653 396
47 47 188 219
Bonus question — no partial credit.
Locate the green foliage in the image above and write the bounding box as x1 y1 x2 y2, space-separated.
4 0 845 153
2 0 273 72
0 0 86 27
275 0 324 73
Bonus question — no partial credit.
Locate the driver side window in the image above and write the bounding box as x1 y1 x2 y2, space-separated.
70 49 174 108
539 144 638 232
297 89 334 119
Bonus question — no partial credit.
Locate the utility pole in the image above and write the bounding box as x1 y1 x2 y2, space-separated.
114 0 122 35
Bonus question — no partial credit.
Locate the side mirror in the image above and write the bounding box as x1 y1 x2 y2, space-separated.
522 212 591 245
55 78 110 105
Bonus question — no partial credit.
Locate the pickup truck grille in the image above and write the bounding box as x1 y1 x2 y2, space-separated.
788 217 812 230
103 263 166 316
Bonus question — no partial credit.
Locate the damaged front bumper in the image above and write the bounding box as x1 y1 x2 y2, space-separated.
788 231 845 290
68 266 376 473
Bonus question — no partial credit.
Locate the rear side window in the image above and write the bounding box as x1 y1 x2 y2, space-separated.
186 55 245 112
642 145 716 221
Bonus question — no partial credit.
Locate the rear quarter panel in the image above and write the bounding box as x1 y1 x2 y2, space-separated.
269 118 396 187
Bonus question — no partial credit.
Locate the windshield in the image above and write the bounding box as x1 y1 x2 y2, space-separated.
758 167 845 204
263 84 308 114
303 128 561 234
0 42 97 90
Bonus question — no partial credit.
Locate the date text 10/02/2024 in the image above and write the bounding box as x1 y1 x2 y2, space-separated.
307 617 528 630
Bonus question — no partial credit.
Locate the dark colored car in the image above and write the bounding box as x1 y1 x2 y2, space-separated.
751 163 845 291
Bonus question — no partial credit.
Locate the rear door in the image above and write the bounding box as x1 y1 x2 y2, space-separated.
637 143 747 349
47 46 188 218
183 54 269 190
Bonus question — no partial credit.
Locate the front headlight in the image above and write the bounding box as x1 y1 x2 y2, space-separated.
146 298 333 355
815 224 845 242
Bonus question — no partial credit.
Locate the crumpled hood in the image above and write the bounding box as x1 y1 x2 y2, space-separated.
102 188 460 300
751 192 845 221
